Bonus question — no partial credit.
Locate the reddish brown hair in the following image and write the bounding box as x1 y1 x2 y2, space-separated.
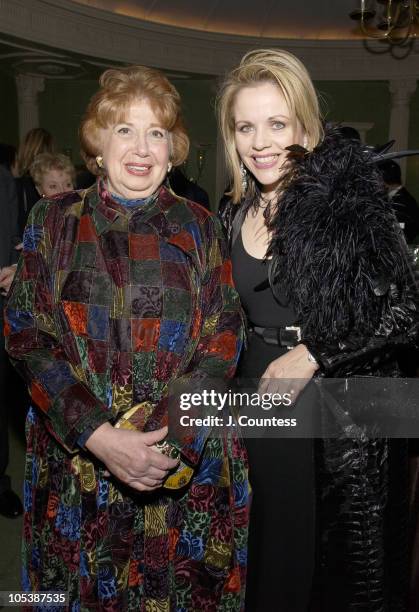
80 65 189 166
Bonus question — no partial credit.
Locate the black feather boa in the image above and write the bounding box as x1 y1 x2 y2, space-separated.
267 125 412 344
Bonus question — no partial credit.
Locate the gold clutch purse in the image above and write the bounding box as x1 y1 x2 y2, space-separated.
114 402 193 490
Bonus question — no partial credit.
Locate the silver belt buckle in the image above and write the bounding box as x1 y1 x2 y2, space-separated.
284 325 301 349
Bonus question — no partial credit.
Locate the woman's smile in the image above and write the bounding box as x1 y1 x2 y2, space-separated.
251 153 279 169
124 162 153 175
99 99 170 199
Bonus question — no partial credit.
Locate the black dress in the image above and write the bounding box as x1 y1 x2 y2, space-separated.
232 231 315 612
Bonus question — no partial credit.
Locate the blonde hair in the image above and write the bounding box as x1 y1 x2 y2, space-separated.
80 65 189 166
17 128 54 176
30 153 76 188
217 48 323 203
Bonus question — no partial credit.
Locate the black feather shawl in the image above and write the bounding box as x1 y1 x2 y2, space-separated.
267 125 414 344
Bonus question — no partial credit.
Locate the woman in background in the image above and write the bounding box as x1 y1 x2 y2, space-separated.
16 127 54 232
218 48 418 611
30 152 75 198
0 153 77 295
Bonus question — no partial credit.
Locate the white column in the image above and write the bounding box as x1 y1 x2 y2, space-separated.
388 79 417 181
15 74 45 141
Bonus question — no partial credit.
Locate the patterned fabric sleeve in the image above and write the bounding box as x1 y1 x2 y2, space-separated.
4 199 112 453
161 214 245 466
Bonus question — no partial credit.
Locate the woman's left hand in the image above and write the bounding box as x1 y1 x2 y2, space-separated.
259 343 319 397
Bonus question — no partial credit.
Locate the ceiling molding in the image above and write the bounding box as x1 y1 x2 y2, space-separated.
0 0 418 80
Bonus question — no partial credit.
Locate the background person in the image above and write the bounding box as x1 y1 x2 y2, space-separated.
75 151 100 190
15 127 54 234
0 164 22 519
1 153 77 299
29 152 75 198
378 158 419 244
5 65 249 611
218 48 418 611
169 166 210 210
0 143 18 177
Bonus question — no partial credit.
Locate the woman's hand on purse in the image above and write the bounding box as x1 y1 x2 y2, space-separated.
259 343 319 397
85 423 179 492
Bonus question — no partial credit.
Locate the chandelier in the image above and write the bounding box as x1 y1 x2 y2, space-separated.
349 0 419 46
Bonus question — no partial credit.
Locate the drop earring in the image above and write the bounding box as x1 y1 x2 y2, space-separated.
303 135 308 150
96 156 103 168
167 161 172 173
240 161 248 192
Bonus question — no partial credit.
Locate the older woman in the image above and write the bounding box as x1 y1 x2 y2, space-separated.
30 152 75 198
218 49 418 610
6 65 249 611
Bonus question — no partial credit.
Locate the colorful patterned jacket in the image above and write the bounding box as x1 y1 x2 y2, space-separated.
5 181 249 611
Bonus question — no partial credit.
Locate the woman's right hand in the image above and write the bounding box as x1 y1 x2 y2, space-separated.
0 264 17 295
85 423 179 492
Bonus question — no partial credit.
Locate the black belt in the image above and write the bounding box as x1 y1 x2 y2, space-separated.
249 325 301 348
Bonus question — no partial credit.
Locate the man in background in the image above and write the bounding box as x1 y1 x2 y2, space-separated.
0 163 23 518
378 159 419 244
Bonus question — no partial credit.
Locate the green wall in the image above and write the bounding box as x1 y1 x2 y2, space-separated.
171 78 218 207
315 80 390 146
317 79 419 200
39 79 98 165
2 72 418 203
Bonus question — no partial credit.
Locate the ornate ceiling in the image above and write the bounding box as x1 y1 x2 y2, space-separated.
0 1 417 81
71 0 363 40
0 36 201 81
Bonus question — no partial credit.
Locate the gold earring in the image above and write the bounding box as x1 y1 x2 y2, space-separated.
96 156 103 168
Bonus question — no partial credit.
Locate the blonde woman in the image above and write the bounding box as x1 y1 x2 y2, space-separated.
218 49 417 610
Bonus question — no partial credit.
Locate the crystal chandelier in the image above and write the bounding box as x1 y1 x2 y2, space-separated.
349 0 419 46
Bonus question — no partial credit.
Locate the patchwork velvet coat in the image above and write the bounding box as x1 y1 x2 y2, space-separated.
5 181 249 612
